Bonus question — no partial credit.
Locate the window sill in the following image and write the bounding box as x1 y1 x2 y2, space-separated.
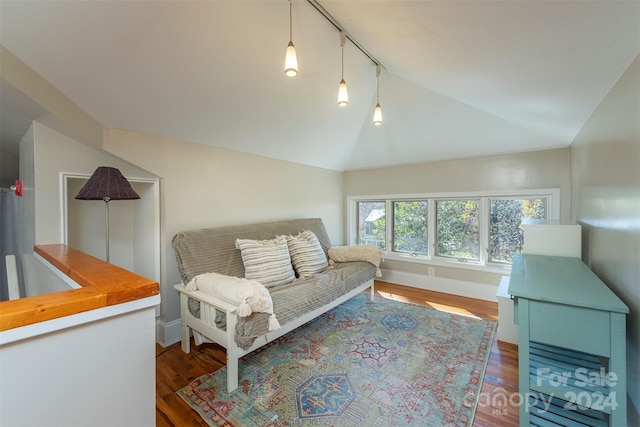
383 252 512 275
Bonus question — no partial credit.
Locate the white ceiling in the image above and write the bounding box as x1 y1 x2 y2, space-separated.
1 0 638 171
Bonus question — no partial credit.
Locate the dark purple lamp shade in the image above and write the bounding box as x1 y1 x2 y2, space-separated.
74 167 140 262
75 167 140 201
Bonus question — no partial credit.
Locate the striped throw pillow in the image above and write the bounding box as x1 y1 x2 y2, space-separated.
235 236 295 287
285 230 328 278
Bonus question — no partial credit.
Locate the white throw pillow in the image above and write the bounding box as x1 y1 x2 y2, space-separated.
235 236 296 287
284 230 328 278
185 272 280 330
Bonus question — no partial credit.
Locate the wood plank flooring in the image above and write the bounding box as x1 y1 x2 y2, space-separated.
156 281 519 426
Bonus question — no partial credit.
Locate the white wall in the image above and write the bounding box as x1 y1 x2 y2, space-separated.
104 129 345 337
571 53 640 425
32 122 156 245
19 122 157 297
0 46 103 150
343 148 572 290
18 123 36 296
344 148 571 220
0 303 157 427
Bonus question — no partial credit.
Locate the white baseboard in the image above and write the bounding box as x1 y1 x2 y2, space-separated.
379 269 499 302
156 318 182 347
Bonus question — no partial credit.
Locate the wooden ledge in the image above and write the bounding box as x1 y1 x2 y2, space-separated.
0 244 159 332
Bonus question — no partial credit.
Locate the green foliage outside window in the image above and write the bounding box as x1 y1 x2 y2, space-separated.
489 198 545 263
393 201 428 255
436 200 479 260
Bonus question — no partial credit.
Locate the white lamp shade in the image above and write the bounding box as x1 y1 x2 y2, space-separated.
338 79 349 106
285 42 298 77
373 103 383 125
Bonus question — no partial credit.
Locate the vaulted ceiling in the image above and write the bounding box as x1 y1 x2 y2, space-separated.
1 0 638 171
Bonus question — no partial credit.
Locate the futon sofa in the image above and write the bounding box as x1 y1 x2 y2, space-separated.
172 218 381 392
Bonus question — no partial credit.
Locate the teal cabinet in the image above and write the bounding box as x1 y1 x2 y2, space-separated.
509 254 628 427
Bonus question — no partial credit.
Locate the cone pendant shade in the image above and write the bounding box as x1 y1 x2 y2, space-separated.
373 103 382 125
285 41 298 77
338 79 348 107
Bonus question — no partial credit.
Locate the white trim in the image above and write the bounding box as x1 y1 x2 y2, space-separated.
348 188 561 202
348 188 561 273
0 295 160 345
156 317 182 347
384 252 512 274
380 268 499 302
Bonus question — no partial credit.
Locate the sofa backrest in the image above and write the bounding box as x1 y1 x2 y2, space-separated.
171 218 332 284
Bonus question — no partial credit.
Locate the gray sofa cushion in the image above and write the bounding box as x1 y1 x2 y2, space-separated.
232 261 375 349
172 218 333 285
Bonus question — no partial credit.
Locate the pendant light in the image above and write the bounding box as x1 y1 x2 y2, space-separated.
373 65 383 125
284 0 298 77
337 31 348 107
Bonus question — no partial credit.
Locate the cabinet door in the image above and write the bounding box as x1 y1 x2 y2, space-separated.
529 301 610 357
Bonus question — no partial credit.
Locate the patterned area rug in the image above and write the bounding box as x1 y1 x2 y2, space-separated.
177 292 496 426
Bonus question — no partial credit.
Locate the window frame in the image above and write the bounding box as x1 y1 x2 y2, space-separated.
355 200 386 250
348 189 560 273
392 199 429 256
487 196 548 265
434 197 481 262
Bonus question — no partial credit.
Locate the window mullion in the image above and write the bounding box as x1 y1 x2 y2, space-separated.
386 199 393 255
479 197 488 265
428 198 436 257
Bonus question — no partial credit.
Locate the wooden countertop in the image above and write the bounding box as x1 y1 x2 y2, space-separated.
0 244 159 331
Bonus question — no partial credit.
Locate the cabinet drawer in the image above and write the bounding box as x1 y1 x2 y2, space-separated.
529 301 610 357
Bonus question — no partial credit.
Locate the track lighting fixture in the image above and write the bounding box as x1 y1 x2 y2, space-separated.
373 65 382 125
286 1 387 115
284 0 298 77
337 31 348 107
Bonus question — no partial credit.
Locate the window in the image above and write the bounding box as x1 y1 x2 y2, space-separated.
489 198 546 263
356 201 386 249
393 200 428 255
349 189 558 271
436 199 479 261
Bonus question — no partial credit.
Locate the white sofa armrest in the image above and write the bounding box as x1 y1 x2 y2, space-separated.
173 282 237 313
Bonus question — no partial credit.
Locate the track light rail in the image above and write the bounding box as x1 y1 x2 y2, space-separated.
306 0 385 71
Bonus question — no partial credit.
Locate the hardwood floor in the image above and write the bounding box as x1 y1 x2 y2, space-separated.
156 281 519 426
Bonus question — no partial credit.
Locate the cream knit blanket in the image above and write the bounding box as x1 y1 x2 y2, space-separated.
185 272 280 331
328 245 385 277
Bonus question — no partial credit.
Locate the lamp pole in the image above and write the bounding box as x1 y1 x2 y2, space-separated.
104 197 111 262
